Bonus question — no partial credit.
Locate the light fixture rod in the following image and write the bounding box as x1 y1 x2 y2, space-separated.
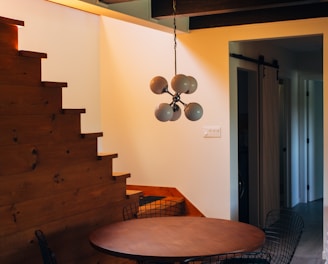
173 0 177 76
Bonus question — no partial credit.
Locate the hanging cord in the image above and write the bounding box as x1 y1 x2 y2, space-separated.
173 0 177 76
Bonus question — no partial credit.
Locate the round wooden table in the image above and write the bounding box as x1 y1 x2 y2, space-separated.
89 216 265 263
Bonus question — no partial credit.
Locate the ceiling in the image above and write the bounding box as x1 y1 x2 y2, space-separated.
48 0 326 52
98 0 328 30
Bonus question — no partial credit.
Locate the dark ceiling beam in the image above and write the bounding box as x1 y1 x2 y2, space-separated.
151 0 327 18
189 2 328 29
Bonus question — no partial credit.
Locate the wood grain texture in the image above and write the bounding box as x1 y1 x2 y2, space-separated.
89 217 265 262
0 16 132 263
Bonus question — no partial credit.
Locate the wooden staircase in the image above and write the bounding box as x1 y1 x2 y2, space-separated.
0 16 137 264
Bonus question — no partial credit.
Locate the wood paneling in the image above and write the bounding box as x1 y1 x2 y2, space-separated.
0 54 43 86
0 84 63 115
0 23 19 55
259 65 280 224
0 16 132 264
0 15 200 264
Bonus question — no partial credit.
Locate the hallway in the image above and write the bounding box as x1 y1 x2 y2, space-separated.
290 199 324 264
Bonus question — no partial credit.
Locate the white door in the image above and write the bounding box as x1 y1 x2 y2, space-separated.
307 80 323 202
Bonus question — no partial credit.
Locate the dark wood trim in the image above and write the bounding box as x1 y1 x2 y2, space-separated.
0 16 24 26
151 0 328 18
42 81 68 88
190 2 328 29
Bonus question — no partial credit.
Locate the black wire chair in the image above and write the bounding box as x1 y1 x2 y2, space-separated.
184 252 271 263
34 229 57 264
184 209 304 264
123 198 185 221
260 209 304 264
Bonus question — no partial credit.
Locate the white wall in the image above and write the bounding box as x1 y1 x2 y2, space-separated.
0 0 101 133
1 1 327 224
100 17 328 220
99 16 231 218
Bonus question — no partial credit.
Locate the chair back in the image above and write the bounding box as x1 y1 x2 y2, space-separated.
35 230 58 264
184 252 271 263
262 209 304 264
123 198 185 221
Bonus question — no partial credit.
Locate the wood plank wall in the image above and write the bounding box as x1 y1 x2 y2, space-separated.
0 16 136 264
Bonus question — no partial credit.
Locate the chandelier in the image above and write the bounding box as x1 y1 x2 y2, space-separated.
149 0 203 122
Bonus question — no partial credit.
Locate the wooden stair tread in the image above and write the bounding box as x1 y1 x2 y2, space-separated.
61 109 86 114
112 172 131 179
42 81 68 88
97 153 118 160
19 50 47 59
81 132 103 139
126 189 143 198
126 189 143 195
0 16 24 26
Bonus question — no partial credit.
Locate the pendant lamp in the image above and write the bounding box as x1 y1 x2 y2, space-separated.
150 0 203 122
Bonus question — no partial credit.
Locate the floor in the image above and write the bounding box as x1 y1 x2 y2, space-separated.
290 199 325 264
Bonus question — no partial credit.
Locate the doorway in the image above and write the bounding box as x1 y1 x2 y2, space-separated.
230 35 323 227
235 59 280 227
237 68 258 224
303 79 324 202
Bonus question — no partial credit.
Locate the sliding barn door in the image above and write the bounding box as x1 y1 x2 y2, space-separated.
232 55 280 227
259 65 280 224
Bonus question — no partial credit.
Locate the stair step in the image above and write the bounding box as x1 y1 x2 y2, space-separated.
126 189 143 199
0 22 19 55
19 50 47 59
81 133 103 139
112 172 131 180
61 109 86 115
0 16 24 26
0 53 42 86
42 81 68 88
97 153 118 160
0 114 84 145
0 84 63 115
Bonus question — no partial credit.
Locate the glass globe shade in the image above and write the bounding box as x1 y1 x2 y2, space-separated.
186 76 197 94
184 102 203 121
170 104 181 121
150 76 168 94
155 103 173 122
171 74 190 93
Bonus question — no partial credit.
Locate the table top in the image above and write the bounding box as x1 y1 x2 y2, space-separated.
89 216 265 262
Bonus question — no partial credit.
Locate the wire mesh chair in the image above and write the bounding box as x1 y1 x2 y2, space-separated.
123 198 185 221
184 252 271 263
35 230 57 264
123 201 139 220
184 209 303 264
261 209 304 264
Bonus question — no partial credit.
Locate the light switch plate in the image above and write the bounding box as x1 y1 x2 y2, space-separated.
203 126 221 138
